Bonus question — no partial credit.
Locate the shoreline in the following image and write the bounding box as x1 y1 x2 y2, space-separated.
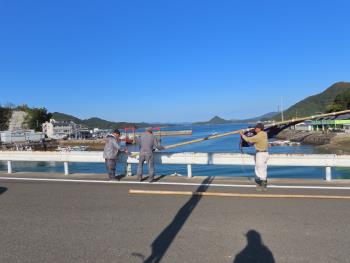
276 129 350 154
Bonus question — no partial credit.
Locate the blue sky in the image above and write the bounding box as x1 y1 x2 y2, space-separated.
1 0 349 122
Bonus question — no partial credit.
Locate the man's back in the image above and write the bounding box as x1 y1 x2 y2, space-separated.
138 133 160 154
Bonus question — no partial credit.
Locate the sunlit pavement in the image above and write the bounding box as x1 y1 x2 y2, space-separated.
0 173 349 263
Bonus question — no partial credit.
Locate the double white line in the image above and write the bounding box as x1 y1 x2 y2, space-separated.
1 176 350 190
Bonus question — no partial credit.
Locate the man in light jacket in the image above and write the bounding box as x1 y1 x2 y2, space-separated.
240 123 269 191
103 129 127 180
136 127 165 182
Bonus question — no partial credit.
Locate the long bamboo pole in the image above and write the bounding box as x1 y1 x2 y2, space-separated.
163 129 245 150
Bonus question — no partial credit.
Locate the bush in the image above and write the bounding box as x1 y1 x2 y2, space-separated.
0 106 12 130
24 107 52 131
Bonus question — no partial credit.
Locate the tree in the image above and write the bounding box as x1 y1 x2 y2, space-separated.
0 105 12 130
327 90 350 112
24 107 52 131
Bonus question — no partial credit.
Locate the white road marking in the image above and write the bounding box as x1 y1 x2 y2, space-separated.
0 176 350 190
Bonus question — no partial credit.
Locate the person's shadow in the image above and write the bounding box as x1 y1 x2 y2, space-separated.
0 187 8 195
140 177 214 263
234 230 275 263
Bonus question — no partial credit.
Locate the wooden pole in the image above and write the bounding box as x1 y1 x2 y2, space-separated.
129 189 350 200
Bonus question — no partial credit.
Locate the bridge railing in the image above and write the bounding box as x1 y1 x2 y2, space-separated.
1 151 349 181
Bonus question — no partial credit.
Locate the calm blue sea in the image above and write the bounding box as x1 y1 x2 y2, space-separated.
1 124 350 179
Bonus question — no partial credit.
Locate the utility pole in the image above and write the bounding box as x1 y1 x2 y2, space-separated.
281 97 284 122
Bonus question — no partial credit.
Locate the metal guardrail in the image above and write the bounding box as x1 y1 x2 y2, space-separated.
1 151 349 181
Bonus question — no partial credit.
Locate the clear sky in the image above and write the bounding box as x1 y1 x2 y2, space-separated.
1 0 349 122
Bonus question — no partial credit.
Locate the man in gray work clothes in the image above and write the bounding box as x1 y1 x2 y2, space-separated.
136 127 165 182
103 129 127 180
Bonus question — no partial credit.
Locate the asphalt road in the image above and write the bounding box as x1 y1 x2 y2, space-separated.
0 177 350 263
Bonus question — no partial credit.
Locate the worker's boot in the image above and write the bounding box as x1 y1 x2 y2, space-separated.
262 180 268 191
255 178 262 192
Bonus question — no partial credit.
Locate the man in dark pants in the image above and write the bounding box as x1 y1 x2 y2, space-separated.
136 127 165 182
103 129 127 180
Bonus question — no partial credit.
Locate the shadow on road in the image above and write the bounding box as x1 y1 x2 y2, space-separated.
0 187 8 195
234 230 275 263
140 176 214 263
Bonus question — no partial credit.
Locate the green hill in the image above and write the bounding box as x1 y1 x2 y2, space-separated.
52 112 83 124
277 82 350 120
52 112 158 129
233 112 279 123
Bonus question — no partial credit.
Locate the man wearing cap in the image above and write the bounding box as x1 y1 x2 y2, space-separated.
135 127 165 182
103 129 127 180
240 123 269 191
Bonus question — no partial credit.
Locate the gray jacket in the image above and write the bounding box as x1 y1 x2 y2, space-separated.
103 134 121 159
136 133 163 155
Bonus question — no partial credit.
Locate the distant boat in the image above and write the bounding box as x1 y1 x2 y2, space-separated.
269 140 301 147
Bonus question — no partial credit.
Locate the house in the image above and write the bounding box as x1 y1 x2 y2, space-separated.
311 113 350 131
42 119 92 139
42 119 76 139
291 121 313 131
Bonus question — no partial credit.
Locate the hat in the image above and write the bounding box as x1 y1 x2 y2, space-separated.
113 129 121 135
255 123 264 130
146 127 153 133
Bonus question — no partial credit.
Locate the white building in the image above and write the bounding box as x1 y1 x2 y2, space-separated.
42 119 76 139
292 121 313 131
91 128 112 138
0 130 44 144
343 124 350 133
42 119 91 139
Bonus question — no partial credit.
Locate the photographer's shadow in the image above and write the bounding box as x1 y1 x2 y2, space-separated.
234 230 275 263
0 187 7 196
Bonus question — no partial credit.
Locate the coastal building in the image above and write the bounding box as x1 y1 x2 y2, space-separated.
42 119 75 139
42 119 91 140
291 121 313 131
311 114 350 131
91 128 112 138
0 130 44 144
342 124 350 133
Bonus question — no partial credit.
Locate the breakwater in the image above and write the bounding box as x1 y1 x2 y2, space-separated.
59 130 192 151
131 130 192 137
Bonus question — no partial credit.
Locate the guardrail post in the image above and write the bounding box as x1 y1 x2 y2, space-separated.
64 162 69 175
325 166 332 181
126 163 132 176
187 164 192 178
7 161 12 174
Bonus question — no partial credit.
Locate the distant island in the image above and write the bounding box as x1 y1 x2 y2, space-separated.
193 112 278 125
